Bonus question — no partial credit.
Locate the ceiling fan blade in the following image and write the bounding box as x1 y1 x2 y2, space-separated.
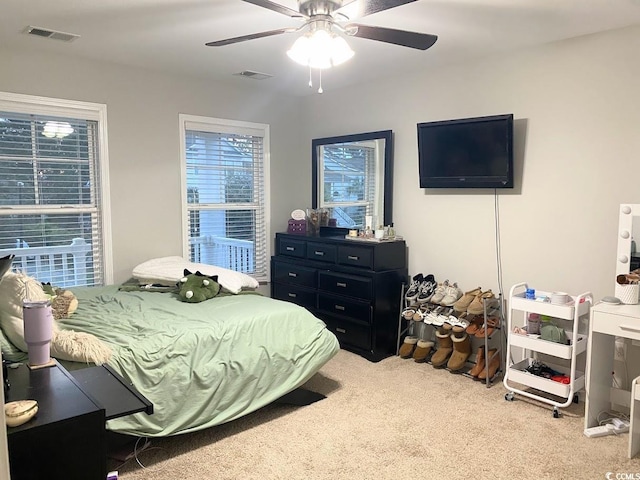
206 28 295 47
346 24 437 50
241 0 305 18
335 0 417 19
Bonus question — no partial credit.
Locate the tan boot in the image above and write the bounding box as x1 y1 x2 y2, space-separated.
477 349 501 380
413 340 434 363
430 331 453 367
399 336 418 358
468 346 486 377
447 333 471 371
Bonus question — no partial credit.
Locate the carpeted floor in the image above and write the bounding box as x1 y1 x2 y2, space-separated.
116 349 640 480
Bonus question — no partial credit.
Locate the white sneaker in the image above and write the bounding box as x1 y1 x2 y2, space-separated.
429 280 449 305
440 282 463 306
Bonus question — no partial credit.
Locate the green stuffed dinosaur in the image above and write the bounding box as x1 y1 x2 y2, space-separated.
177 269 220 303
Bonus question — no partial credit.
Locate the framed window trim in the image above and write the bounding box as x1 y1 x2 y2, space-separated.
178 114 271 283
0 91 113 285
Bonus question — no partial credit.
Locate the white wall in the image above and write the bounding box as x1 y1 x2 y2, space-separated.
0 48 307 283
302 24 640 303
1 25 639 301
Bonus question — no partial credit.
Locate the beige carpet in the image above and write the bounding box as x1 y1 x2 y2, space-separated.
116 350 640 480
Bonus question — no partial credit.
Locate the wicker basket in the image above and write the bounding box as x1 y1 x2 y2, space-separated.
615 283 640 305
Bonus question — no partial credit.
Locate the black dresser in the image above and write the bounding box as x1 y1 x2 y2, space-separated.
271 232 407 361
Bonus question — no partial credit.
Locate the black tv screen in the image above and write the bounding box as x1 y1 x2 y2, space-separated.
417 114 514 188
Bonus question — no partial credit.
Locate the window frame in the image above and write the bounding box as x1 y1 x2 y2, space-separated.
178 114 270 283
0 91 113 285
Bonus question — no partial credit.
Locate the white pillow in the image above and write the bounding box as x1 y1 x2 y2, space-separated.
132 256 259 294
0 271 49 352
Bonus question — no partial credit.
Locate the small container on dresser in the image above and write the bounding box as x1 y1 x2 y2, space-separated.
271 232 407 361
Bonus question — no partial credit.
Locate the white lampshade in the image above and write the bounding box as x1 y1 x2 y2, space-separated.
287 29 354 70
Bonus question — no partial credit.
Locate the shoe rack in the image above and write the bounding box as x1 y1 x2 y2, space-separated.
503 282 593 418
396 285 505 387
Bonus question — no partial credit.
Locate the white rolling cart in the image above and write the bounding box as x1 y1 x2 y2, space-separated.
503 282 593 417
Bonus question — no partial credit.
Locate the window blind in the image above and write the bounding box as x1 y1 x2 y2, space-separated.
182 117 268 282
0 110 104 287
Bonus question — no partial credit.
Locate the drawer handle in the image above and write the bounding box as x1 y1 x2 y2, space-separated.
314 251 325 256
336 327 346 334
619 325 640 334
288 272 297 277
286 246 295 251
288 293 297 298
336 282 347 288
347 255 359 260
335 305 345 311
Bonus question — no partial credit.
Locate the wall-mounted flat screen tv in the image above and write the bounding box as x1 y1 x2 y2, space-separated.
417 113 514 189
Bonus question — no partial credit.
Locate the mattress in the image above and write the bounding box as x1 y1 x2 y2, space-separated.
56 286 339 437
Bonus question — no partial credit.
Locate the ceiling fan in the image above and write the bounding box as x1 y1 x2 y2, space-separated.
206 0 438 52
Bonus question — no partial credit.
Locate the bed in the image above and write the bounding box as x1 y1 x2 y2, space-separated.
0 257 340 437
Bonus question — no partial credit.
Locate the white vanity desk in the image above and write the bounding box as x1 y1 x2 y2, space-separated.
585 301 640 458
585 204 640 458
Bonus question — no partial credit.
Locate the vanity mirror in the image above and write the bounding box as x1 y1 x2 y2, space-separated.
616 204 640 275
312 130 393 230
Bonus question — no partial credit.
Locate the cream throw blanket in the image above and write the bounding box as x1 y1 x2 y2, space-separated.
0 271 112 365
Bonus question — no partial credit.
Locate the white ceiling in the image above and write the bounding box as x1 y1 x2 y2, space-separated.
2 0 640 97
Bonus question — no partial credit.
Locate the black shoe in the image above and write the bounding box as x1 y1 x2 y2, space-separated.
405 273 424 303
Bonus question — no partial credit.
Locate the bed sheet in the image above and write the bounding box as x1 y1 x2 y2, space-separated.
58 286 339 437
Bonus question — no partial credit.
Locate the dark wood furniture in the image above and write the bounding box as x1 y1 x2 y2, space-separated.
5 361 152 480
271 232 407 361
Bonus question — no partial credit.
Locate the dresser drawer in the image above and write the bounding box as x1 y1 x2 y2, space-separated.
273 283 316 310
307 242 337 263
278 238 306 258
323 316 372 351
318 271 372 300
592 310 640 341
273 262 317 288
318 293 371 323
337 245 373 269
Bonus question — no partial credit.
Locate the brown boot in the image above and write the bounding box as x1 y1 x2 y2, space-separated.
413 340 434 363
468 346 486 377
399 336 418 358
431 331 453 367
447 333 471 371
477 349 500 380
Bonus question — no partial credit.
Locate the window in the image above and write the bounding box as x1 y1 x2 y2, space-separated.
318 140 382 229
180 115 269 282
0 93 111 287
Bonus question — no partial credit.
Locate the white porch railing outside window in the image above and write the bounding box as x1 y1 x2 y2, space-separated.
0 238 92 287
189 235 254 273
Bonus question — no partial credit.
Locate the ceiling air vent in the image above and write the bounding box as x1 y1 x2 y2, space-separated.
24 26 80 42
233 71 273 81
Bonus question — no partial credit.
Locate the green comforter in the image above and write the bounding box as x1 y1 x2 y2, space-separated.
58 286 339 437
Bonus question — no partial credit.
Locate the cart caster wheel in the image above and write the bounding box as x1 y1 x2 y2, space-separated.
505 392 514 401
553 408 560 418
573 393 579 404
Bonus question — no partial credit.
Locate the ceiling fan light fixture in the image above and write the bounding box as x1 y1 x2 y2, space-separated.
42 121 74 139
286 29 354 70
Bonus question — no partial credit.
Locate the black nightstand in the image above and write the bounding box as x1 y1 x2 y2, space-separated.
5 361 152 480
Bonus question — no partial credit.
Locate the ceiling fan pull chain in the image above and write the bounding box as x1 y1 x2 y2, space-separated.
318 69 323 94
308 66 313 88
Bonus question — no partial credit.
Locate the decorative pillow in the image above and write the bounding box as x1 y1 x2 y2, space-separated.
0 272 112 365
0 254 14 280
177 269 221 303
0 271 49 352
132 256 259 294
